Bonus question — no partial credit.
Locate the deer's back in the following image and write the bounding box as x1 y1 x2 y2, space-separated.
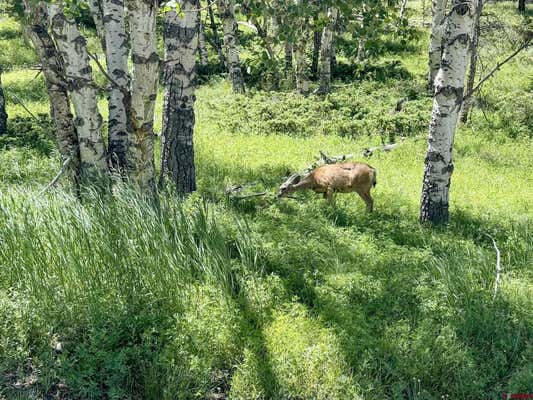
312 162 374 192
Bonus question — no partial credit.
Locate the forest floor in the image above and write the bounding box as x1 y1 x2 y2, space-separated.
1 1 532 399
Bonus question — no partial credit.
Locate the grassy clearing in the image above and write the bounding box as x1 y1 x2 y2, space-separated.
1 2 532 399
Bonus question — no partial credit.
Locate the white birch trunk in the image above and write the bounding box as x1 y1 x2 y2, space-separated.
318 7 338 94
428 0 448 91
294 17 310 95
460 0 483 123
198 18 209 66
126 0 159 192
420 0 478 224
102 0 130 170
49 4 108 181
23 0 81 189
87 0 106 50
217 0 245 93
400 0 408 20
160 2 199 193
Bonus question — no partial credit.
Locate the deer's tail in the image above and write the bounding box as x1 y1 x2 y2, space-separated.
372 168 377 187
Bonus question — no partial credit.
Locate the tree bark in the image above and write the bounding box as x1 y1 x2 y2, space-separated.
356 37 366 62
86 0 107 50
126 0 159 193
294 17 310 95
428 0 448 92
399 0 408 20
102 0 131 170
250 14 275 60
198 18 209 66
460 0 483 123
160 3 198 194
518 0 526 12
318 7 338 94
22 1 80 189
207 1 226 67
284 40 293 70
49 4 108 182
217 0 245 93
0 69 7 135
420 0 478 225
311 27 321 79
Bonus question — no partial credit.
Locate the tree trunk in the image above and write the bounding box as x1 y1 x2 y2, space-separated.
331 39 337 72
284 40 293 70
318 7 338 94
518 0 525 12
460 0 483 123
160 3 198 194
22 1 80 189
250 15 275 60
49 4 108 182
311 27 321 79
399 0 408 20
0 69 7 135
87 0 106 50
217 0 245 93
126 0 159 193
420 0 478 225
356 37 367 62
102 0 131 170
428 0 448 92
207 1 226 67
198 18 209 66
294 18 310 95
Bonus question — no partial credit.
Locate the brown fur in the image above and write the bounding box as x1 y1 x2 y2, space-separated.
277 162 377 211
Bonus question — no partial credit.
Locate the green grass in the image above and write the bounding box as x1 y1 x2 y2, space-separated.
1 2 532 399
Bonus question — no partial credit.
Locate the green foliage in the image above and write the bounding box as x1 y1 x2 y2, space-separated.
201 79 430 139
0 17 38 70
1 114 55 155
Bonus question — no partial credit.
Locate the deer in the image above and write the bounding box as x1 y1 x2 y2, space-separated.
276 162 377 211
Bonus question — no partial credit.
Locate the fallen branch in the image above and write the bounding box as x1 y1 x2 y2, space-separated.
463 37 531 101
363 142 401 157
231 191 268 200
38 156 73 196
5 92 39 121
484 233 502 299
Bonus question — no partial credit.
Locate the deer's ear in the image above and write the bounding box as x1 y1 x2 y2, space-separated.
293 175 301 184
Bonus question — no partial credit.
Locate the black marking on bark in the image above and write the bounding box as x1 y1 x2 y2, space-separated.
80 66 92 75
441 163 454 174
455 2 470 15
425 151 445 163
74 117 85 127
73 35 87 47
435 85 463 99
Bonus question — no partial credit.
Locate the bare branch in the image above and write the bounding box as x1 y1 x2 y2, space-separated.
37 156 73 196
88 52 129 97
5 92 39 121
484 233 503 299
463 38 531 101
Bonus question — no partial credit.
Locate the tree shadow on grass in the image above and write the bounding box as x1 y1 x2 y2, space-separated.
238 199 528 398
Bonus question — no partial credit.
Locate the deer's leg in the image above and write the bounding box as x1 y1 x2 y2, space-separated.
356 189 374 212
326 187 334 204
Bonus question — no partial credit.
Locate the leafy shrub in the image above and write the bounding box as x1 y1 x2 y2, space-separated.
1 114 55 155
203 80 430 139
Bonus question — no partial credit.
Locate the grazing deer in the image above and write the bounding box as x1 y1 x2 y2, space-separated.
277 162 377 211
